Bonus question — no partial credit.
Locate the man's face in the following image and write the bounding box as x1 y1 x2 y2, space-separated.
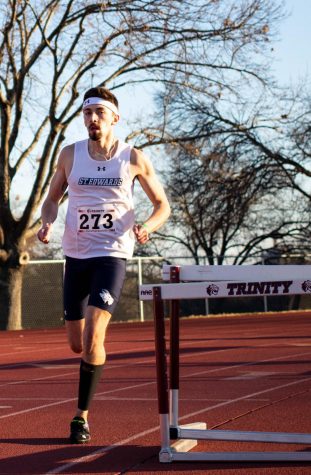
83 104 117 141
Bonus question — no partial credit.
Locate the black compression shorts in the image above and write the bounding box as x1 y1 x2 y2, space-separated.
63 256 126 321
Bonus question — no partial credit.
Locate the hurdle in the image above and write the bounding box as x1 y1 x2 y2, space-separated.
139 265 311 463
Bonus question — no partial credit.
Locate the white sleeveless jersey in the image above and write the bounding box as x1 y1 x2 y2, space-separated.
62 139 135 259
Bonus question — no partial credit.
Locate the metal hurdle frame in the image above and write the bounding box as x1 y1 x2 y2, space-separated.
140 265 311 463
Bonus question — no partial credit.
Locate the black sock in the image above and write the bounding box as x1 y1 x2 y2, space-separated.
78 360 104 411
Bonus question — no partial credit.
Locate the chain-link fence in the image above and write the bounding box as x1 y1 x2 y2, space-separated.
22 260 65 329
21 256 311 329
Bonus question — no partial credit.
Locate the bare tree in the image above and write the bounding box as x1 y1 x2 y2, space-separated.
137 82 311 264
0 0 284 329
154 138 307 263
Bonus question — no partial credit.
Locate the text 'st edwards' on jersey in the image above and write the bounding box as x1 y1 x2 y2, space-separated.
78 177 123 186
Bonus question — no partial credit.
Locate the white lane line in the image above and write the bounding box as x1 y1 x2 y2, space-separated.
0 396 270 403
94 397 271 402
290 343 311 347
0 397 68 401
30 364 78 369
0 371 78 388
0 345 69 357
45 374 311 474
224 371 278 380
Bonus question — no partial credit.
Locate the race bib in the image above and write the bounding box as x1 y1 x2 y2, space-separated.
77 206 116 233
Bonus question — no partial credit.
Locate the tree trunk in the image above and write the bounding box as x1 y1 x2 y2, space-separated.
0 265 24 330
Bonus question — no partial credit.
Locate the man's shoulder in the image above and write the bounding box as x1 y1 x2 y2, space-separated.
60 139 87 159
62 139 87 152
130 147 154 178
130 147 148 165
58 142 79 170
59 144 73 161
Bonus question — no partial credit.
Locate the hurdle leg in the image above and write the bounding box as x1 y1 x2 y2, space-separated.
169 266 180 431
168 267 207 456
153 286 172 462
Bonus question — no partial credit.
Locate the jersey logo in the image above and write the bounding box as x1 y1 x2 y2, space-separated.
100 289 114 305
97 166 106 171
78 177 123 186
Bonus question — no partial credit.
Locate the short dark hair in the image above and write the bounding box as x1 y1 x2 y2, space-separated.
83 87 119 109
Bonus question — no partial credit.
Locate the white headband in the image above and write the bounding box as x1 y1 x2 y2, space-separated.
82 97 119 117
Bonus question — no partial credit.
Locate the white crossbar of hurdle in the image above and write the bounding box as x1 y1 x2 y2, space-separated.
139 265 311 463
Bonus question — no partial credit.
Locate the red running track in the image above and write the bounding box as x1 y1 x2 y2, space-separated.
1 312 311 474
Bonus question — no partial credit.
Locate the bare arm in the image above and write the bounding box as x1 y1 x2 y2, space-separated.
37 147 70 244
131 148 170 244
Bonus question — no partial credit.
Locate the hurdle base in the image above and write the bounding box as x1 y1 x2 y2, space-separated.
160 422 207 463
170 451 311 462
177 427 311 445
159 423 311 463
160 448 311 464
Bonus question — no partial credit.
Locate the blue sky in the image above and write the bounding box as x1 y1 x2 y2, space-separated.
273 0 311 84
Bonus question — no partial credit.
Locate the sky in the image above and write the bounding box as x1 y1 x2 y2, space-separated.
272 0 311 84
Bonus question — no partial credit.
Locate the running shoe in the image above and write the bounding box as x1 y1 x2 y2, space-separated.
69 416 90 444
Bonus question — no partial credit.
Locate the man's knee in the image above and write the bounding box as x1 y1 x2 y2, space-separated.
83 329 105 357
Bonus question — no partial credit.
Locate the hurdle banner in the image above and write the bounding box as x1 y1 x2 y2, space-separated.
140 279 311 301
140 265 311 463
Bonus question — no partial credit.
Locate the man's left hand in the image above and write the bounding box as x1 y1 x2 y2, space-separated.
133 224 149 244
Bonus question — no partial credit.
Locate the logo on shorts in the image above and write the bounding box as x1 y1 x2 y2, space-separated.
100 289 114 305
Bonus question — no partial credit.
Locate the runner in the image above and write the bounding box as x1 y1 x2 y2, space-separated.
37 86 170 443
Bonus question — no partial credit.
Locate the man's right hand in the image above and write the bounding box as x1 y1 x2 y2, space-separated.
37 223 53 244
